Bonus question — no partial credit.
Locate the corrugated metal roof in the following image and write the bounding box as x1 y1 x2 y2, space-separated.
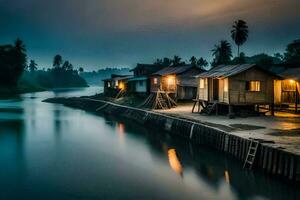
102 75 133 82
152 65 193 76
127 76 148 82
195 64 258 78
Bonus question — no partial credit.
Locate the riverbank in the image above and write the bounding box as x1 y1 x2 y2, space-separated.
44 96 300 183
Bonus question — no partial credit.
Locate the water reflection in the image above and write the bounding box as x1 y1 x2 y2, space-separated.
0 88 298 200
167 149 183 177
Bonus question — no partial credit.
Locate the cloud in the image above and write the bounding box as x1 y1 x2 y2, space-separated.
0 0 299 69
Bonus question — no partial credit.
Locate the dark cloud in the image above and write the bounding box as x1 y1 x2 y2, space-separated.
0 0 299 70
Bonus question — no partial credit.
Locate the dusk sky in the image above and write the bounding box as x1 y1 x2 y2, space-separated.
1 0 300 70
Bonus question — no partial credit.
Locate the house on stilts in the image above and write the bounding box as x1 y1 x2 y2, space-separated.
193 64 281 117
141 65 205 109
127 64 164 95
103 74 133 98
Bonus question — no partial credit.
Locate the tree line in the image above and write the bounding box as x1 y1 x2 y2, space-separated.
153 20 300 69
0 39 87 91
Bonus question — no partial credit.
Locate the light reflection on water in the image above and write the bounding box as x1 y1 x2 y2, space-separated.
0 87 298 200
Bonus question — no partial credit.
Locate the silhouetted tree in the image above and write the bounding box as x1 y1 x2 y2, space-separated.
190 56 197 67
231 20 249 58
62 61 73 71
79 67 84 73
154 58 163 65
284 39 300 64
53 54 62 68
172 55 184 66
162 57 172 66
231 52 246 65
211 40 232 67
28 60 38 72
274 53 284 62
197 57 208 69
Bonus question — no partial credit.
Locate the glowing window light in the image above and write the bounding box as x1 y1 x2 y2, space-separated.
289 79 295 84
107 82 111 88
199 78 205 89
153 78 158 85
224 78 228 92
118 82 125 90
249 81 260 92
167 76 175 88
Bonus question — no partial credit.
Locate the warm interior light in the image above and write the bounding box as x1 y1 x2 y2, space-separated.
153 78 158 85
224 78 228 92
168 149 183 176
199 78 205 89
118 82 125 90
289 79 295 84
167 76 175 87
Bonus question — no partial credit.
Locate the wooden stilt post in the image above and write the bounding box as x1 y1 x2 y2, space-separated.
271 103 275 116
228 104 235 119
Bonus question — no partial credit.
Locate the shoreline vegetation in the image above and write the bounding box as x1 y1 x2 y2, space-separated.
0 39 88 96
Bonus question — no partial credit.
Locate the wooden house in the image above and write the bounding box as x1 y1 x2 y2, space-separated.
127 64 163 94
195 64 280 115
103 74 133 97
274 67 300 113
150 65 205 100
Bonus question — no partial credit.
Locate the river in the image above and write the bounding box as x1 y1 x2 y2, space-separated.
0 87 298 200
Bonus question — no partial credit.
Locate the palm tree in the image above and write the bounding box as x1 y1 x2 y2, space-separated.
154 58 163 65
197 57 208 69
172 55 182 66
28 60 38 72
14 38 26 53
231 20 249 57
53 54 62 68
212 40 232 67
190 56 197 67
162 57 172 66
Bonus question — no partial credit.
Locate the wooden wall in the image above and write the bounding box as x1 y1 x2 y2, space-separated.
150 76 161 92
228 68 275 105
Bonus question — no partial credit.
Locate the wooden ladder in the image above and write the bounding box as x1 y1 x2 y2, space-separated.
243 140 259 170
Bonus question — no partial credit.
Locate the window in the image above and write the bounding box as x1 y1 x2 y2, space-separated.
246 81 261 92
139 80 143 86
107 82 111 88
153 78 158 85
199 78 205 89
224 78 228 92
115 80 119 87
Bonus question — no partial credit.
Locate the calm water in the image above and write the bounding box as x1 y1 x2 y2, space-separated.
0 87 298 200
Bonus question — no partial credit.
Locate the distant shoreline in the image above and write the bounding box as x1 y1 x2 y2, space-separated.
0 85 89 96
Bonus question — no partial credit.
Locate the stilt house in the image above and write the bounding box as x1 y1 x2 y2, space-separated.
127 64 163 94
150 65 205 100
103 74 133 97
195 64 280 115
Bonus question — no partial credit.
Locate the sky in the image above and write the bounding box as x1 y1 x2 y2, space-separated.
0 0 300 70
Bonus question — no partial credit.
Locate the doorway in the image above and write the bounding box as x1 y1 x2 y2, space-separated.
213 79 219 101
